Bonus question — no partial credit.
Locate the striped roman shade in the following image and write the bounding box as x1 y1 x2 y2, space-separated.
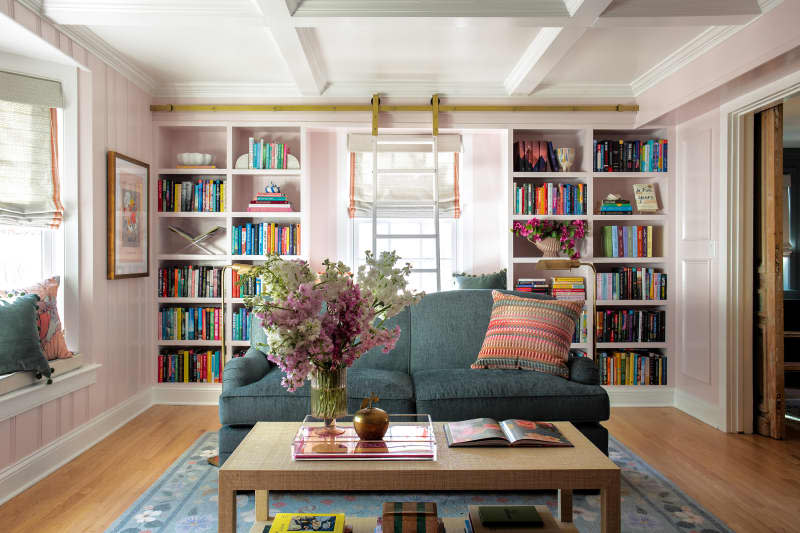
471 290 583 378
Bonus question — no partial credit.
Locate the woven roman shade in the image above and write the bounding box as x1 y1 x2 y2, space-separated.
0 71 65 228
348 134 462 219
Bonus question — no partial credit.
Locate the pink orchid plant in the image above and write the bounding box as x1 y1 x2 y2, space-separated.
511 218 588 259
239 251 423 391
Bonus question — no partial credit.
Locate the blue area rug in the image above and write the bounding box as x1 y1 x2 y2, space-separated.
107 432 731 533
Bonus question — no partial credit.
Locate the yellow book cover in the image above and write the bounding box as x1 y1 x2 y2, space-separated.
268 513 345 533
220 183 225 212
207 350 212 383
647 226 653 257
183 350 189 383
174 183 180 212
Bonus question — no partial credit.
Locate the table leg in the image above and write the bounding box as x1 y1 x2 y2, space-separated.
558 489 573 522
218 477 237 533
256 490 270 522
601 476 621 533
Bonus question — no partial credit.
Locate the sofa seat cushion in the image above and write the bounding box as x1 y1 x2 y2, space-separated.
412 368 609 424
220 367 415 425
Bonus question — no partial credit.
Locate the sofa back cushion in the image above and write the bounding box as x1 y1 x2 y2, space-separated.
350 307 411 373
410 290 554 372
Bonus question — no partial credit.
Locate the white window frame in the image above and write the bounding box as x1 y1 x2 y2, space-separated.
0 51 79 352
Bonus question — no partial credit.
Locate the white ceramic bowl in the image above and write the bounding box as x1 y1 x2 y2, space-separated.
177 153 213 166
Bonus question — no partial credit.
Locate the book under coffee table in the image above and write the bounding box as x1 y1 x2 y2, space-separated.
219 421 620 533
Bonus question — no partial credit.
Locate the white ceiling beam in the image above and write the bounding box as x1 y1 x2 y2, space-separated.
290 0 570 18
42 0 262 26
504 0 612 96
253 0 327 96
595 0 762 27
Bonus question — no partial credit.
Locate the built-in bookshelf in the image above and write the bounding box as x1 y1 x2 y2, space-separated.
507 127 674 404
151 123 309 398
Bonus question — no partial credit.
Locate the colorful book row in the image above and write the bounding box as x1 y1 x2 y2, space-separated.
596 268 667 301
595 309 666 343
158 307 221 341
593 139 668 172
157 349 223 383
158 178 224 212
573 309 589 344
513 183 586 215
597 351 667 385
248 138 290 169
232 222 300 256
602 225 655 258
512 140 562 172
232 307 251 341
232 270 264 298
157 266 223 298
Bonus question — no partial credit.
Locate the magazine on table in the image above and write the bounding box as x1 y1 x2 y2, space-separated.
444 418 573 447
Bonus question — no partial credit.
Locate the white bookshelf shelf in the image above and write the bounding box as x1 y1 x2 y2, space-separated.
153 123 310 387
508 126 674 400
596 300 668 306
513 171 591 179
157 339 224 347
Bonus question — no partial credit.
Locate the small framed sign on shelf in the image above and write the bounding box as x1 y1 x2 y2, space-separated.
632 183 659 213
107 151 150 279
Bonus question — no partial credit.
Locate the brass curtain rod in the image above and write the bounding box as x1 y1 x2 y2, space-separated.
149 103 638 113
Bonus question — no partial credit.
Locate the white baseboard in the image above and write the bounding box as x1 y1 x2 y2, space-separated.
674 389 724 429
151 383 221 405
0 387 153 506
605 386 675 407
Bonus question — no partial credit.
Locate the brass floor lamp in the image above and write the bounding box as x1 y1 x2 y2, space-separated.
536 259 597 359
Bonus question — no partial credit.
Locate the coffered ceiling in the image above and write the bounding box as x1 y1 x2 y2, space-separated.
12 0 780 100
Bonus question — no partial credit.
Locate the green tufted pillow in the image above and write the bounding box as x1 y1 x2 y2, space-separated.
0 294 52 382
453 268 507 290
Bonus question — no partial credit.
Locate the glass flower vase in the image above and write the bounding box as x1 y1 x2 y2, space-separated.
310 367 348 435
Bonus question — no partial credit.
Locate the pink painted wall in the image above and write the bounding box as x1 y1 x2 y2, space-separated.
0 1 152 469
636 0 800 126
307 130 341 271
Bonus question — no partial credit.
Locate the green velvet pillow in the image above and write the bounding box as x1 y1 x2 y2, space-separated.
0 294 52 381
453 268 507 289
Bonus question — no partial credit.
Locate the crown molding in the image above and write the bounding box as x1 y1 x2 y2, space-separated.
14 0 158 93
532 83 634 98
61 25 157 93
153 81 300 98
630 0 784 97
322 80 509 98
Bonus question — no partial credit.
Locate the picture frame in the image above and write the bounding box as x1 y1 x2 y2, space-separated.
107 151 149 279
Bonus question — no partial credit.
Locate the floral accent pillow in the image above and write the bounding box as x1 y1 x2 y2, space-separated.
0 276 72 360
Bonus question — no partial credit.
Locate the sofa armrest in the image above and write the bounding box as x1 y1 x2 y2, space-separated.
222 348 271 392
568 356 600 385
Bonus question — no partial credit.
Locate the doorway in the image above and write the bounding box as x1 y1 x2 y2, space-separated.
783 93 800 425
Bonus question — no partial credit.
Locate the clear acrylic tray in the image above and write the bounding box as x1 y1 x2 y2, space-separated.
292 414 436 461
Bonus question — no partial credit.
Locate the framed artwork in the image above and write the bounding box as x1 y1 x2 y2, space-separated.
107 151 149 279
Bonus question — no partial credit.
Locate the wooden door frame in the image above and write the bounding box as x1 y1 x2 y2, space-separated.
722 71 800 433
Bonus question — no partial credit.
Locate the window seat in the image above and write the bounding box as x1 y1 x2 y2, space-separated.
0 354 100 421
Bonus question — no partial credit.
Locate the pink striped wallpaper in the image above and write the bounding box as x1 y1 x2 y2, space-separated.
0 1 152 470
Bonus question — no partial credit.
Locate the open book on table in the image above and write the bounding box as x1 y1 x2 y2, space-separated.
444 418 573 447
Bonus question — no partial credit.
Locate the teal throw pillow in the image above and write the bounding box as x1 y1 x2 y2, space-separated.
453 268 507 290
0 294 52 381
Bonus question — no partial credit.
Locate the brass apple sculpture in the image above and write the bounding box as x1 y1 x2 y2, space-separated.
353 395 390 440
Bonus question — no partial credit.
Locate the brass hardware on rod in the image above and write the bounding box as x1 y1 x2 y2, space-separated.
150 100 638 114
371 93 380 136
432 94 439 136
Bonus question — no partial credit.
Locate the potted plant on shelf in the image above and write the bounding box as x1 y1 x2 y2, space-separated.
240 251 423 433
511 218 588 259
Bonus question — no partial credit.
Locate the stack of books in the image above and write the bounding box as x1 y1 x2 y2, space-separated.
551 277 585 301
593 138 668 172
514 278 548 294
599 198 632 215
157 349 223 383
246 190 293 213
466 505 565 533
248 138 290 169
602 225 654 258
595 309 666 343
597 350 667 385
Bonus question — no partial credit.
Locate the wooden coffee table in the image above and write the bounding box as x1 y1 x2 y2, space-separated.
219 421 620 533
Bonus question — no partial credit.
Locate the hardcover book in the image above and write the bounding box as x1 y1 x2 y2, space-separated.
444 418 572 447
633 183 659 212
268 513 345 533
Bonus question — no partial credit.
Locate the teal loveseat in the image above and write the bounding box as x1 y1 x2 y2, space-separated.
218 290 609 463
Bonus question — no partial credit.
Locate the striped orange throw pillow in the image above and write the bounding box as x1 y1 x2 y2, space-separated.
471 290 583 378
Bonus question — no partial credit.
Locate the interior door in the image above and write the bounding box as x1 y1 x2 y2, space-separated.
754 104 785 439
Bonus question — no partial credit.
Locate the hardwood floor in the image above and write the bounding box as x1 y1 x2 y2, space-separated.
0 405 798 532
